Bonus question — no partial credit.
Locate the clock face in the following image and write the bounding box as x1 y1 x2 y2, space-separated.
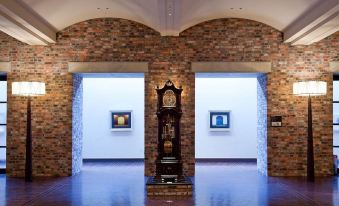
163 90 176 107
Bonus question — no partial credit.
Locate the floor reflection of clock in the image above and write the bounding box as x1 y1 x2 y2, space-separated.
163 90 176 107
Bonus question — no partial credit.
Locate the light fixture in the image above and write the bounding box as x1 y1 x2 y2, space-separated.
293 80 326 182
12 81 46 182
12 82 45 96
293 81 326 96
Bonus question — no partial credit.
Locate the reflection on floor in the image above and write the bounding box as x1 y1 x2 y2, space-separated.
0 160 5 175
0 161 338 206
0 160 5 169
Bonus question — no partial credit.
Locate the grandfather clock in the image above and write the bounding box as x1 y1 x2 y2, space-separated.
146 80 192 197
154 80 185 183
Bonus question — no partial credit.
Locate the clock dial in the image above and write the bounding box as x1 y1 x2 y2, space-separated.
163 90 176 107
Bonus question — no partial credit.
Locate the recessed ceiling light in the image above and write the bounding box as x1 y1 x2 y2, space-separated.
167 5 172 16
230 8 234 10
239 8 243 10
97 8 100 10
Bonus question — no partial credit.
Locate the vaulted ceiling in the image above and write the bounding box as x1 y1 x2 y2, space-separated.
0 0 338 46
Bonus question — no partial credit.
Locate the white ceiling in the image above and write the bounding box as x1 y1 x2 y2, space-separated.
0 0 338 45
180 0 321 31
21 0 160 31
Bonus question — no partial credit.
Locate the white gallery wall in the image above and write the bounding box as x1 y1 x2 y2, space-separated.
333 81 339 158
83 74 144 159
0 80 6 164
195 74 258 158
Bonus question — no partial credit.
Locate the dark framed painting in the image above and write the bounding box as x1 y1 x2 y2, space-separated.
111 110 132 131
209 110 230 131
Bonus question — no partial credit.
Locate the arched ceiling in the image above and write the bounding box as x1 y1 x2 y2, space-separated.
0 0 338 45
180 0 321 32
21 0 160 32
22 0 321 32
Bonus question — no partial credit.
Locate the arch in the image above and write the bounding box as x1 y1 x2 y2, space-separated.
180 17 281 35
58 17 160 36
59 17 282 39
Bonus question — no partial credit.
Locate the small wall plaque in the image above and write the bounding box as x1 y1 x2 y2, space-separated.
271 116 282 127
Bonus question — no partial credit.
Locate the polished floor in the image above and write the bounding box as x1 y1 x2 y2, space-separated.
0 161 338 206
0 160 5 169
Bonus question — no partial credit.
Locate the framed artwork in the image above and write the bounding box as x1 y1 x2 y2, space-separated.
209 110 230 131
111 110 132 131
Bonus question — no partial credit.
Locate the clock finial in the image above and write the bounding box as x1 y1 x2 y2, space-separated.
165 79 173 86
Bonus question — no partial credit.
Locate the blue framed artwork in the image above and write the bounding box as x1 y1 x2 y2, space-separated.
111 110 132 131
209 110 230 131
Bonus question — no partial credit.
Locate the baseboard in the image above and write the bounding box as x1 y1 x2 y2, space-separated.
195 158 257 163
83 158 144 163
83 158 257 163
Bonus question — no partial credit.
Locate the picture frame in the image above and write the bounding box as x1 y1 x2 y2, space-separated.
111 110 132 131
209 110 231 131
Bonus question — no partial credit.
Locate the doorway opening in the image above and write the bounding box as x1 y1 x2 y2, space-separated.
332 75 339 173
81 73 145 163
195 73 267 173
0 74 7 174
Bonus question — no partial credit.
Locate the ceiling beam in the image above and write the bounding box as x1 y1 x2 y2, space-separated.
0 62 10 72
68 62 149 73
191 62 272 73
330 61 339 72
0 0 56 45
284 0 339 45
158 0 181 36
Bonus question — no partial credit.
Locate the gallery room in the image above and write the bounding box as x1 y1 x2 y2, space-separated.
0 0 338 205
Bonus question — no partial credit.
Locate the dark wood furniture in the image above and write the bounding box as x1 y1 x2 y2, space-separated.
154 80 184 183
147 80 192 196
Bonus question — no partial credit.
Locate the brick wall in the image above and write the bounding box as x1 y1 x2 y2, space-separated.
0 18 337 177
5 45 74 177
266 45 335 176
145 62 195 176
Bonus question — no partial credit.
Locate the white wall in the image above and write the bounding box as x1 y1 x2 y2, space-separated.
333 81 339 158
83 75 144 159
0 80 6 163
195 74 258 158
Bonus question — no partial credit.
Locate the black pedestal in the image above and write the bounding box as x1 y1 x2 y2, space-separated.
146 176 193 196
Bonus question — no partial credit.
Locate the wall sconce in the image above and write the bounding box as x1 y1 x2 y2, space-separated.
12 82 46 182
293 81 326 182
